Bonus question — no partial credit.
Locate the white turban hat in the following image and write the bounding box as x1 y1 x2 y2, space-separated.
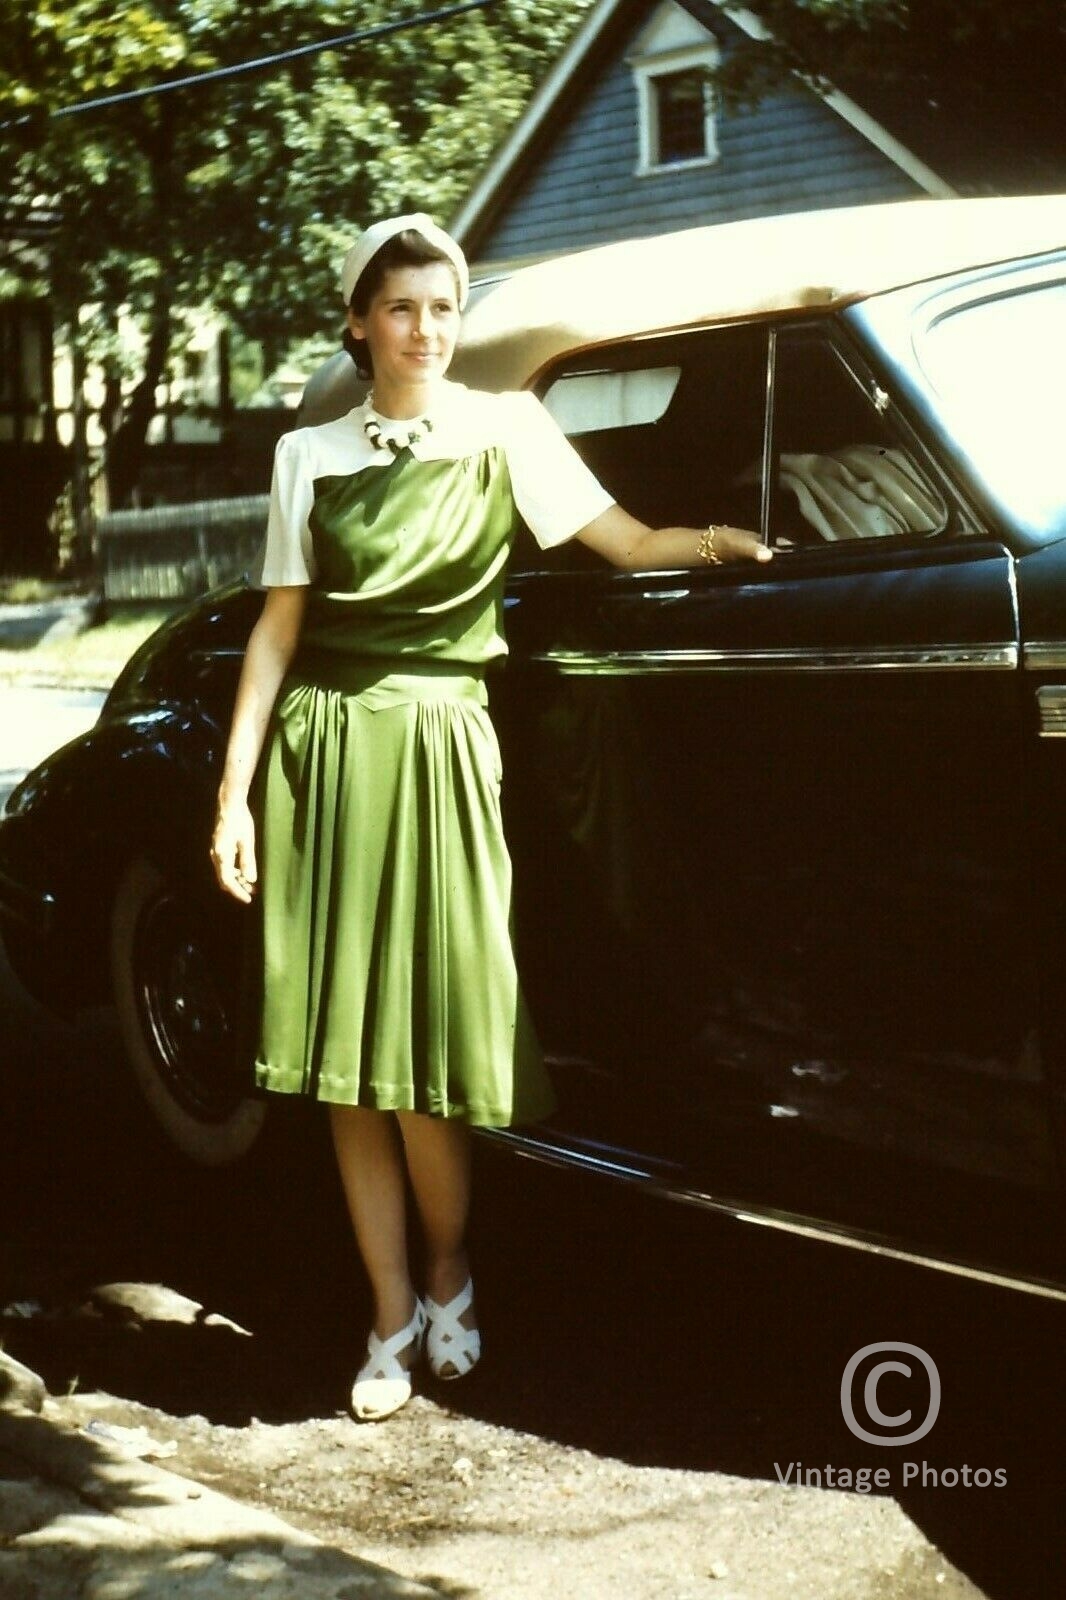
339 213 469 311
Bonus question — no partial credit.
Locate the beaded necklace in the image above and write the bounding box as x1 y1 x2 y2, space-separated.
362 393 434 456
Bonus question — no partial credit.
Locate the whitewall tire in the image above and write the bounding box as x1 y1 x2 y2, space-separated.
109 857 266 1166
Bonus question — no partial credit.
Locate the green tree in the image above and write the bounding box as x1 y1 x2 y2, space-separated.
0 0 590 510
707 0 1064 124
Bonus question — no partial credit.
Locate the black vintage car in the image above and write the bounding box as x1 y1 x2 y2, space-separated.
3 196 1065 1300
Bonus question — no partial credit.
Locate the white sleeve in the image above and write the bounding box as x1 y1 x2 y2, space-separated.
249 431 317 588
503 391 616 549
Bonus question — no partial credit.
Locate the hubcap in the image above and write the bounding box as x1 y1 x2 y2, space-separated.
133 889 248 1122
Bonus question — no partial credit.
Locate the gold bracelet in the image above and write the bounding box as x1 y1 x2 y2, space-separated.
697 525 723 565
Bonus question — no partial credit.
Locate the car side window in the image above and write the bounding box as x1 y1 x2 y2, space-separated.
769 330 947 548
512 324 770 573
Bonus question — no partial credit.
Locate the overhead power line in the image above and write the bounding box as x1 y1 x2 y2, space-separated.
4 0 499 126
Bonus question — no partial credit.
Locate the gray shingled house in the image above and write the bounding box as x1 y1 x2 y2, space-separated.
451 0 956 270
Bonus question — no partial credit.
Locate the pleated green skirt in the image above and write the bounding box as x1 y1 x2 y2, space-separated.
252 660 554 1127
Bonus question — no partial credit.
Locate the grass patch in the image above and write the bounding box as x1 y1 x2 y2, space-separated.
0 576 93 605
0 603 183 689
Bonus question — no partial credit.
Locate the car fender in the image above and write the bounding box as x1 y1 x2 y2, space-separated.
1 703 226 1011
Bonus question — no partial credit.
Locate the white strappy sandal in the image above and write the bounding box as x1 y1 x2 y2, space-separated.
350 1299 426 1421
424 1279 481 1380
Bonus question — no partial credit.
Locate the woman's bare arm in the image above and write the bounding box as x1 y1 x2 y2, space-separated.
211 585 308 903
574 503 772 570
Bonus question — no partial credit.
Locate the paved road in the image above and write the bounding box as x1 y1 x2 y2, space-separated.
0 684 106 809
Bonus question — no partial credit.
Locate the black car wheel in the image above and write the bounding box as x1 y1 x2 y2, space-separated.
109 857 265 1165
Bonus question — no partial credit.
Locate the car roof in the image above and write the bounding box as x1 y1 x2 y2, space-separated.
451 195 1066 392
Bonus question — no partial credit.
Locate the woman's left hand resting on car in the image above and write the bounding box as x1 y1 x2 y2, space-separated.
574 502 772 569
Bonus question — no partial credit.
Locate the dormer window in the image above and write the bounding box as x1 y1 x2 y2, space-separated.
654 69 711 165
630 2 720 175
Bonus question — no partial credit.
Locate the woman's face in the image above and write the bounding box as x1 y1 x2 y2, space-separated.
347 262 461 395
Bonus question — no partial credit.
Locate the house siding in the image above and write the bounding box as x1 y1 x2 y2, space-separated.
475 12 919 263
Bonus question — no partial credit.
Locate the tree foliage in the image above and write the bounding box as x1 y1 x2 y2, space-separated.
706 1 1066 208
0 0 590 500
0 0 190 117
709 0 1065 113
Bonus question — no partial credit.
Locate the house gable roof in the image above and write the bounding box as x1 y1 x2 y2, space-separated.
632 0 713 56
450 0 953 261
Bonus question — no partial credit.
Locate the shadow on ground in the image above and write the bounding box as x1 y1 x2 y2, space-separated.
1 944 1061 1599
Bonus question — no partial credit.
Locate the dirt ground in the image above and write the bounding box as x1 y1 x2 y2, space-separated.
40 1368 976 1600
2 1245 1014 1600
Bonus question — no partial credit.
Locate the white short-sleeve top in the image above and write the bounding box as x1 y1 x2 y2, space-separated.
252 381 616 589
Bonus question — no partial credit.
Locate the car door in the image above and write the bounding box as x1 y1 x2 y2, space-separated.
493 317 1056 1279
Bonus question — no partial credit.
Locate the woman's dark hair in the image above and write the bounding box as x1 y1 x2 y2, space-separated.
342 229 461 379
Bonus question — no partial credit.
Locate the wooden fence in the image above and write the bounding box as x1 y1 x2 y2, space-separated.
95 495 269 602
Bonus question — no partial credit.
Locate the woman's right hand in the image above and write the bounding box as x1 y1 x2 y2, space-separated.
211 586 307 904
211 798 258 904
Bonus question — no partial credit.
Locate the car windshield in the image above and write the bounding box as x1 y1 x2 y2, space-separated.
915 279 1066 541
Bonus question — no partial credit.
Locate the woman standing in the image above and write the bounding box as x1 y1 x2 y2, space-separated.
211 214 770 1421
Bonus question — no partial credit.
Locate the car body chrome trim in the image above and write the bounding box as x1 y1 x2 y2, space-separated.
190 647 247 663
534 644 1018 675
1024 643 1066 671
479 1126 1066 1303
1035 684 1066 737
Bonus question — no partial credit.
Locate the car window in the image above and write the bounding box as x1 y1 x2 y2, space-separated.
514 323 769 572
769 329 947 548
542 367 681 435
914 278 1066 542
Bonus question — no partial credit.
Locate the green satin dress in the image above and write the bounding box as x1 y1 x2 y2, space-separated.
252 444 554 1126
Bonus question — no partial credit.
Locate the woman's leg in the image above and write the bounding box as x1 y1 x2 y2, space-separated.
329 1104 417 1339
396 1112 479 1375
395 1111 472 1304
